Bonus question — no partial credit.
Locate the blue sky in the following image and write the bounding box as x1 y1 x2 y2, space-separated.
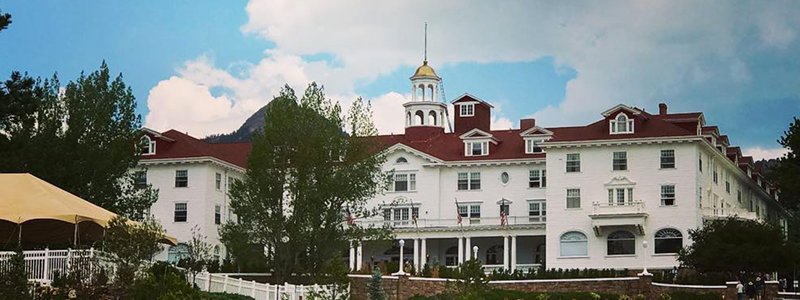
1 1 799 159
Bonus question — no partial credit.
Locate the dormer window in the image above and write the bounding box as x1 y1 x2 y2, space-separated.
610 113 634 134
525 139 545 154
465 141 488 156
460 104 474 117
142 136 156 155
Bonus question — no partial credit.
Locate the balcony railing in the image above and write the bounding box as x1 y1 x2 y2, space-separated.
591 201 646 216
360 216 545 229
702 207 757 220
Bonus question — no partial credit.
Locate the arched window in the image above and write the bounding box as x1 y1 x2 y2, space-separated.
213 245 221 261
406 112 412 126
142 136 156 155
654 228 683 254
560 231 588 257
418 84 426 101
428 111 437 126
168 243 189 264
395 157 408 164
445 246 458 266
607 230 635 255
486 245 504 265
415 110 425 125
428 85 435 101
611 113 634 134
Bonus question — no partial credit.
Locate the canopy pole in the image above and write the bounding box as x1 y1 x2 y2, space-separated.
18 223 22 246
74 216 79 247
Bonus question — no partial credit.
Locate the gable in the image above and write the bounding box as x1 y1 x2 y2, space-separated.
451 93 494 108
520 126 554 137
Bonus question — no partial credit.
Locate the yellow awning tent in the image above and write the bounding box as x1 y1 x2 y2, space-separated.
0 173 176 246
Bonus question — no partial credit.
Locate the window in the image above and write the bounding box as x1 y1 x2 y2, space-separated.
174 203 187 222
607 230 635 255
457 172 481 190
610 113 634 134
528 170 546 188
134 171 147 189
566 188 581 209
465 141 488 156
660 150 675 169
215 205 222 225
460 104 474 117
560 231 588 257
654 228 683 254
382 206 417 226
458 204 481 223
661 185 676 206
389 173 416 192
566 153 581 172
142 136 156 155
486 245 503 264
528 200 546 223
215 173 222 190
525 139 544 154
396 157 408 164
168 244 189 264
607 188 634 205
500 172 510 185
175 170 188 188
499 203 510 216
737 188 743 203
713 162 718 184
395 174 408 191
698 153 703 172
613 152 627 171
725 174 731 194
445 247 458 266
213 245 221 262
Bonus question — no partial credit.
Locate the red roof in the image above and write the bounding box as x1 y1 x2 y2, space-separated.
140 130 251 168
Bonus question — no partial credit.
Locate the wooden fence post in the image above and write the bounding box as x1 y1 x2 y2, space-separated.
205 273 211 292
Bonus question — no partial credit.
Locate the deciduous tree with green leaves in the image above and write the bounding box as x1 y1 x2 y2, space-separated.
0 62 157 219
677 217 800 281
221 83 391 284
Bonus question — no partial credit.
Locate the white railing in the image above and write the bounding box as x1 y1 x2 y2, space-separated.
591 201 646 215
193 272 346 300
0 248 103 283
359 216 545 229
702 207 758 220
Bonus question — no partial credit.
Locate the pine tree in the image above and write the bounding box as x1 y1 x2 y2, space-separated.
367 267 386 300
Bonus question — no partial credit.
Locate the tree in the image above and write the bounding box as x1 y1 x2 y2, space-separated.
0 62 157 219
678 217 800 280
0 8 10 34
221 83 391 284
769 117 800 241
180 225 214 286
0 248 33 300
367 267 387 300
445 259 489 300
102 216 165 299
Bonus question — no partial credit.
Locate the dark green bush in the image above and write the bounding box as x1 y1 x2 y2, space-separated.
408 289 620 300
668 291 721 300
203 293 255 300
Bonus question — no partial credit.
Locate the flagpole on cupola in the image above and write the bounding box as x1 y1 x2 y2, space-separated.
424 22 427 63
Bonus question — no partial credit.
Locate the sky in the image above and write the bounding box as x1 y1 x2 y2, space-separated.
1 1 799 160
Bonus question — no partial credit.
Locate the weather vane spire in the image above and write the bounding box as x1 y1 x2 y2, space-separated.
424 22 428 62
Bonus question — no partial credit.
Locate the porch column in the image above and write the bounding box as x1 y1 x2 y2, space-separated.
503 235 509 270
511 235 518 271
420 239 427 268
349 242 356 271
458 237 464 264
356 241 363 271
465 237 472 261
413 238 420 272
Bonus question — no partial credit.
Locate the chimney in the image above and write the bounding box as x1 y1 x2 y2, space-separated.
659 103 668 115
520 118 536 130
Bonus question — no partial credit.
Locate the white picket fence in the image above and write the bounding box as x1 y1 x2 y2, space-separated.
192 272 346 300
0 248 105 283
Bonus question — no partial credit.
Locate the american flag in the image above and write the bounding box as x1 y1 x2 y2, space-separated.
346 207 356 226
500 209 507 227
410 200 418 225
455 199 463 225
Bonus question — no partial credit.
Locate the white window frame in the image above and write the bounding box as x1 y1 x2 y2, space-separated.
654 228 683 254
142 136 156 155
214 204 222 225
215 173 222 191
174 202 188 223
175 170 188 188
660 149 675 169
525 138 545 154
460 103 475 117
607 187 634 205
610 113 634 134
457 203 482 224
528 170 546 188
566 188 581 209
465 141 489 156
566 153 581 173
528 200 546 223
661 185 676 206
612 151 627 171
388 172 417 192
457 172 481 191
560 231 588 257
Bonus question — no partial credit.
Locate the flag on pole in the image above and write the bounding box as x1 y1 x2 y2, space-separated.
500 209 507 227
346 207 356 226
410 199 418 225
455 199 463 225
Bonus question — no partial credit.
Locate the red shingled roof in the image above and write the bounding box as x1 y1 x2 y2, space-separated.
141 130 251 168
371 128 545 161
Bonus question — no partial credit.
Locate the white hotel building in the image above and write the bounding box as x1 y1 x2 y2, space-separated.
137 60 789 272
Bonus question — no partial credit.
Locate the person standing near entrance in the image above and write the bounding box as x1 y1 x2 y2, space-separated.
755 276 764 300
746 282 757 300
737 281 745 300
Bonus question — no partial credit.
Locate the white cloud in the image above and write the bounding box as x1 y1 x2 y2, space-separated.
743 147 788 161
146 0 800 138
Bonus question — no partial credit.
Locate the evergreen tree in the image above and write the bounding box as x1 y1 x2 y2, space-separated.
221 83 391 284
367 267 386 300
770 117 800 241
0 63 157 218
0 8 10 34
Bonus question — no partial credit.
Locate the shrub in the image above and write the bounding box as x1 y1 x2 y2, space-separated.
668 291 721 300
409 289 621 300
